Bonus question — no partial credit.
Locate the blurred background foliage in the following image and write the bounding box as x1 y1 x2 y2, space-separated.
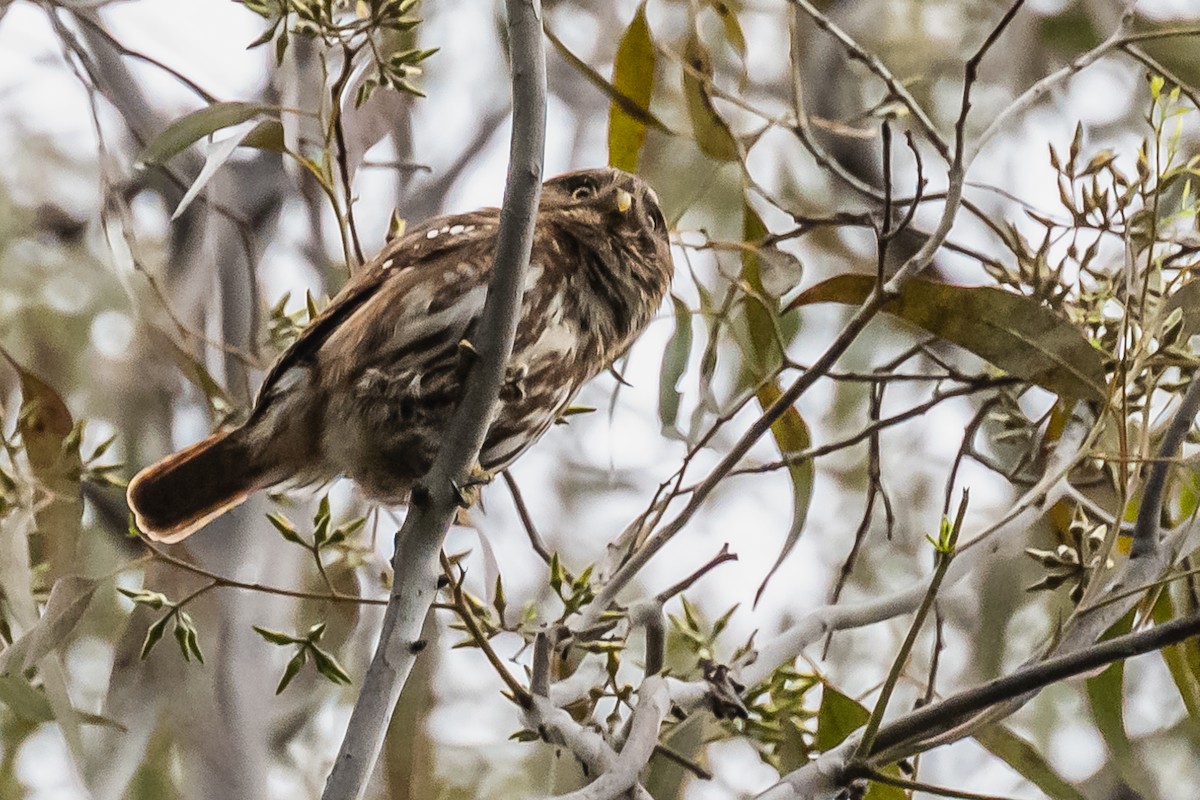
0 0 1199 798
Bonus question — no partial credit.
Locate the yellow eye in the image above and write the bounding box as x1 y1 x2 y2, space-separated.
571 185 594 201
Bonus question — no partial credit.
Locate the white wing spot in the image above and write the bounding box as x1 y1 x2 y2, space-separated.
381 258 394 270
463 225 476 234
426 229 439 240
449 224 465 235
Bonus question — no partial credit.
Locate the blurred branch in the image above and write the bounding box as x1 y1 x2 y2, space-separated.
976 13 1200 154
320 0 547 795
788 0 950 162
866 610 1200 766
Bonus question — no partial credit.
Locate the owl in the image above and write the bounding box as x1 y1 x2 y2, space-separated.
127 167 674 542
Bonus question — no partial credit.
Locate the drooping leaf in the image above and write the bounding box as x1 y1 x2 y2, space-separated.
974 725 1088 800
740 205 813 603
608 4 657 172
754 380 813 605
154 328 234 418
137 101 276 166
659 295 693 437
814 684 868 752
681 29 739 161
786 275 1107 402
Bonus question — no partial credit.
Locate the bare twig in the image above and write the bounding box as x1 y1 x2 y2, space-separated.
143 540 388 606
503 469 552 565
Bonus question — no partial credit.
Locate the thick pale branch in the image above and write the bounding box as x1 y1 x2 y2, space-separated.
319 1 546 797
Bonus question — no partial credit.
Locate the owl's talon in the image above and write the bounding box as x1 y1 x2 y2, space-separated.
458 339 480 360
452 466 494 508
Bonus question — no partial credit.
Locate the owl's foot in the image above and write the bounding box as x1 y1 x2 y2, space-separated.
451 464 494 508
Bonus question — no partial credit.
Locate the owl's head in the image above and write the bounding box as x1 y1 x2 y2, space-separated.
541 167 672 276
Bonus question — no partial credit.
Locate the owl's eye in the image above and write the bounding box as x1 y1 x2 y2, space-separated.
571 184 595 201
647 205 665 232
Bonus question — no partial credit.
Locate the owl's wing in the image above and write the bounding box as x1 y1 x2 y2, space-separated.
250 209 499 419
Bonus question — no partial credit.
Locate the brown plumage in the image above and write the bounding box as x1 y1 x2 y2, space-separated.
127 167 674 542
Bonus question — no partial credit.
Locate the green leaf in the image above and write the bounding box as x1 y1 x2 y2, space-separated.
240 119 286 153
741 205 813 603
254 626 300 646
608 4 656 173
974 725 1087 800
814 685 905 800
658 295 693 437
707 0 747 67
137 101 276 166
140 614 171 659
310 645 352 685
0 676 54 723
267 512 306 546
814 684 868 751
276 648 307 694
681 30 738 161
753 380 813 604
786 275 1107 402
117 587 169 609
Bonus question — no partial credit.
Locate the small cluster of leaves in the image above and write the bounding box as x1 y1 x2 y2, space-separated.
238 0 437 105
1025 507 1112 602
266 290 328 352
77 426 125 488
728 664 821 771
549 553 595 621
991 79 1200 397
267 494 365 554
254 621 351 693
668 595 738 664
119 588 205 664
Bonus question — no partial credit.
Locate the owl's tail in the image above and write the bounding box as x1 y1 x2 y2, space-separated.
127 427 285 543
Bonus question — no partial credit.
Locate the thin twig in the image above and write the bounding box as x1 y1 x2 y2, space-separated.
144 540 387 605
503 470 552 565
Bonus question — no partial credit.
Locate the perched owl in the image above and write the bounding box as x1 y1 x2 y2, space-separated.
127 167 674 542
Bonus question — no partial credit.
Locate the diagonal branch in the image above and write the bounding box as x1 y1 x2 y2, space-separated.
319 1 547 797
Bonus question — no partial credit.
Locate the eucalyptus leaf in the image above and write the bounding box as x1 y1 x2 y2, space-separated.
137 101 276 166
608 4 657 172
787 275 1107 402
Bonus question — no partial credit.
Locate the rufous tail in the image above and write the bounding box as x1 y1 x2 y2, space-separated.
127 429 278 543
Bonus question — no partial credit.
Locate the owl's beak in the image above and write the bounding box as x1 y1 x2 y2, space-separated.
615 189 633 213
